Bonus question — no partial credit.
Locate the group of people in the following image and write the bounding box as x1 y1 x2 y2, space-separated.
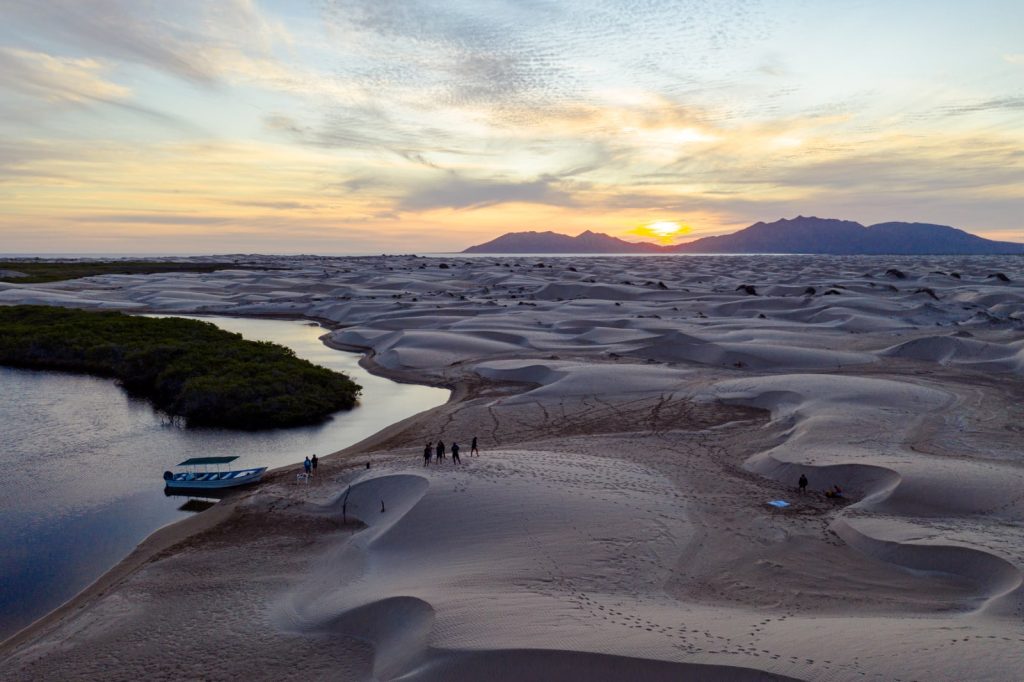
797 473 843 499
297 437 482 478
297 437 479 479
424 436 478 465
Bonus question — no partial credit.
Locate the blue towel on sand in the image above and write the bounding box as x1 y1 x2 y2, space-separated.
768 500 790 508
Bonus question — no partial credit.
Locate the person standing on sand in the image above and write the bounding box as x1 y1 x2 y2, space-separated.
436 440 445 462
311 454 318 475
423 442 432 466
798 473 808 494
471 436 479 456
303 457 312 476
451 442 461 464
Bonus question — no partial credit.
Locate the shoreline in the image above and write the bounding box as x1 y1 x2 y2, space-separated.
0 313 452 651
0 359 503 664
0 354 458 654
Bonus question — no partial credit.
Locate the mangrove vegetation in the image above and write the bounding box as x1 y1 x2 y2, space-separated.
0 260 271 284
0 306 361 429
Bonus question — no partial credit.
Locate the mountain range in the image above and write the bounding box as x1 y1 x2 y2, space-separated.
462 216 1024 255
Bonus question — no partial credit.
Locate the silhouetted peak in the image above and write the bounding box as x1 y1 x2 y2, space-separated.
463 229 668 253
465 217 1024 255
672 216 1024 254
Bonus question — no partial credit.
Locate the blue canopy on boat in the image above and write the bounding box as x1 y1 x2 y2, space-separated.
177 456 238 466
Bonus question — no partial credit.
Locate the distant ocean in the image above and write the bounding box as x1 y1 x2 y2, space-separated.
2 250 720 259
9 252 1011 260
2 252 792 259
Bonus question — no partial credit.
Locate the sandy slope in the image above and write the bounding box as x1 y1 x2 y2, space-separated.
1 254 1023 681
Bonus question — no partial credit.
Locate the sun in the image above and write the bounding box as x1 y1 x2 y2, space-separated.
629 220 690 243
647 221 682 238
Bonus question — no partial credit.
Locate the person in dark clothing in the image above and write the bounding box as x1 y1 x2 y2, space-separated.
311 454 318 474
470 436 479 456
423 442 432 466
451 442 461 464
798 473 808 494
435 440 445 462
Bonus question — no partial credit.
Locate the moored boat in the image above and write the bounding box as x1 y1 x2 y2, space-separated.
163 456 266 490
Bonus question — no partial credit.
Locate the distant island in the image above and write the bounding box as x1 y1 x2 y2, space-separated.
0 306 361 429
463 217 1024 255
463 230 666 254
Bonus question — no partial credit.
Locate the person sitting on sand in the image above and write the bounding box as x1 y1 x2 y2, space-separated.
825 484 844 499
423 442 432 466
471 436 479 456
798 473 808 494
436 440 445 462
451 442 461 464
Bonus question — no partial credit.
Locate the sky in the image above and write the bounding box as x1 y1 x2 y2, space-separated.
1 0 1022 254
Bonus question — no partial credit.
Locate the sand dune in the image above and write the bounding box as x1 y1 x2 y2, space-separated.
400 648 803 681
626 330 876 371
882 334 1024 373
2 253 1023 681
832 519 1022 606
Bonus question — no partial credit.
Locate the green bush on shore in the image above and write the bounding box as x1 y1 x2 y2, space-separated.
0 260 267 284
0 306 361 429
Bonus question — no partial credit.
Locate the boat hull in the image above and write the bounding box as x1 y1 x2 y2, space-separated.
164 467 267 490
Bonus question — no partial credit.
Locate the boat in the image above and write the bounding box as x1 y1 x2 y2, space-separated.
163 456 267 490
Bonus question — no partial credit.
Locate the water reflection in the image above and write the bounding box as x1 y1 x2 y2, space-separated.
163 486 235 502
174 499 218 514
0 317 448 640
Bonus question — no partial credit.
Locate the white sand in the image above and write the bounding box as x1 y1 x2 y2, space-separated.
2 254 1023 681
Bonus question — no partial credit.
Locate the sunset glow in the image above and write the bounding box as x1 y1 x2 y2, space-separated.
630 220 690 243
0 1 1022 253
648 222 683 238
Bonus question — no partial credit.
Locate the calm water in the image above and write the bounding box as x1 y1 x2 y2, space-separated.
0 316 448 640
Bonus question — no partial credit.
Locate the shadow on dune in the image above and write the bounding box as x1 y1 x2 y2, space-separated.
832 519 1023 609
747 453 902 505
321 595 436 680
396 647 803 682
270 474 433 674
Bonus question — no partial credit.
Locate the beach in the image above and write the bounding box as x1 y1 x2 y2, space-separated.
1 254 1023 681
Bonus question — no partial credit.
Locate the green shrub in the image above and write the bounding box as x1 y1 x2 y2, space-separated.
0 306 361 429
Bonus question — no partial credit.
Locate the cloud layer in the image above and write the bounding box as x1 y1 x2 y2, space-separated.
1 0 1022 252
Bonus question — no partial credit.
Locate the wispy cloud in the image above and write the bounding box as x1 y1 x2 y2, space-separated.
3 0 289 85
940 96 1024 116
229 200 317 211
0 47 128 103
71 213 231 226
399 173 576 211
